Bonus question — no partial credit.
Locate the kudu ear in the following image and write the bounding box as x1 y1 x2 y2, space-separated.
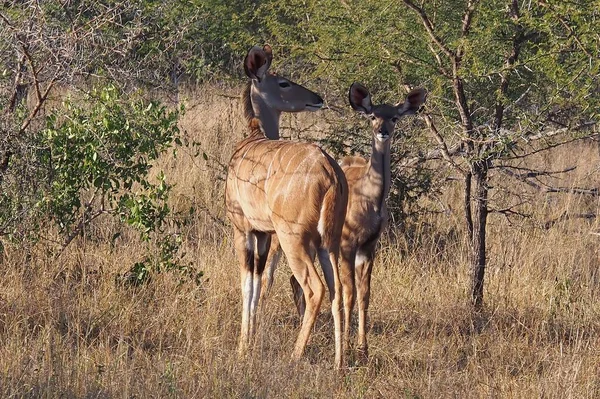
244 44 273 82
396 88 427 115
348 82 373 114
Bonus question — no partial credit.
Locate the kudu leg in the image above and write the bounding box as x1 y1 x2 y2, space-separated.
234 228 254 355
339 247 356 354
260 233 281 301
290 275 306 318
288 247 344 368
280 242 325 363
289 248 339 319
289 246 318 318
355 247 375 357
317 247 344 369
250 232 271 338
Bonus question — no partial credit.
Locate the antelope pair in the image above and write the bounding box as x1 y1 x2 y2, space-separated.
225 45 426 369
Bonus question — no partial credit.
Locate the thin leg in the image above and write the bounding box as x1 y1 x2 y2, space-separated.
250 232 271 339
355 246 375 356
286 245 344 369
278 239 325 363
290 247 335 318
339 245 356 354
317 248 335 299
321 247 344 369
234 228 254 355
290 274 305 317
290 246 350 366
289 247 317 318
260 233 281 301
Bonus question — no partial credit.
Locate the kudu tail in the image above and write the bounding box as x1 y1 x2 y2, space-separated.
317 164 348 252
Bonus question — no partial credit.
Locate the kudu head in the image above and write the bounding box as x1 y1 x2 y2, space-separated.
244 45 324 114
348 82 426 142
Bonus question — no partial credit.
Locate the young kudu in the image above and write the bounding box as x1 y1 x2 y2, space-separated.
291 82 426 357
225 45 348 368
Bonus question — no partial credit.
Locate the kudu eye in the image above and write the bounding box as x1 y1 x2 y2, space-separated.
278 81 291 88
391 116 399 123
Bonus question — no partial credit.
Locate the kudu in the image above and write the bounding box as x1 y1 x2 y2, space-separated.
225 45 348 368
290 82 427 357
237 44 316 300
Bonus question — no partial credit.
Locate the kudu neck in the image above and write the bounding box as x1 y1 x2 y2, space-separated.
253 98 281 139
367 136 392 211
242 82 282 140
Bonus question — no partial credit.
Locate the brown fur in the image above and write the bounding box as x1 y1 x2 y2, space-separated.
290 84 426 358
338 84 426 355
225 117 348 368
226 45 344 369
241 81 254 122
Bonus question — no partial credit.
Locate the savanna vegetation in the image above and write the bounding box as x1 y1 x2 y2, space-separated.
1 1 599 397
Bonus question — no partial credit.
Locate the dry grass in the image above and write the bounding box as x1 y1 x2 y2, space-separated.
1 84 599 398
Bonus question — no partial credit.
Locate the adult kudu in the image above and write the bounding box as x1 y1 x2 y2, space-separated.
290 82 427 357
225 45 349 368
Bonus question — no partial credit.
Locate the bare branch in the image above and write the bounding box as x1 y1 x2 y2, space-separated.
499 167 599 196
0 11 13 28
393 49 450 78
425 42 451 77
402 0 456 60
494 165 577 178
521 121 597 141
461 0 479 36
19 76 57 134
543 211 596 230
489 204 532 223
457 0 479 59
557 16 593 59
545 186 599 196
514 138 588 160
21 41 43 104
422 113 466 175
494 0 524 132
400 141 463 168
7 54 27 114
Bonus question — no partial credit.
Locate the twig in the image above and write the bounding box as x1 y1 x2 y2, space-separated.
500 168 599 196
494 165 577 177
543 211 596 230
422 112 466 175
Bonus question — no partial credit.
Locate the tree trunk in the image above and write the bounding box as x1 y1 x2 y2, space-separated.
470 160 489 308
464 171 473 241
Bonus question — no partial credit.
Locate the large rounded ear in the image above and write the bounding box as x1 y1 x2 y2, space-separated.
348 82 373 114
396 88 427 115
244 44 273 82
262 44 273 69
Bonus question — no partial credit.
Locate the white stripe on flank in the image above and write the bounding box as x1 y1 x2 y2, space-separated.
279 145 294 169
284 154 308 199
265 144 284 192
270 145 294 193
236 146 254 176
301 152 318 195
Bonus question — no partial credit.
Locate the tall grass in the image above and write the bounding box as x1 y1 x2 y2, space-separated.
0 84 598 398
